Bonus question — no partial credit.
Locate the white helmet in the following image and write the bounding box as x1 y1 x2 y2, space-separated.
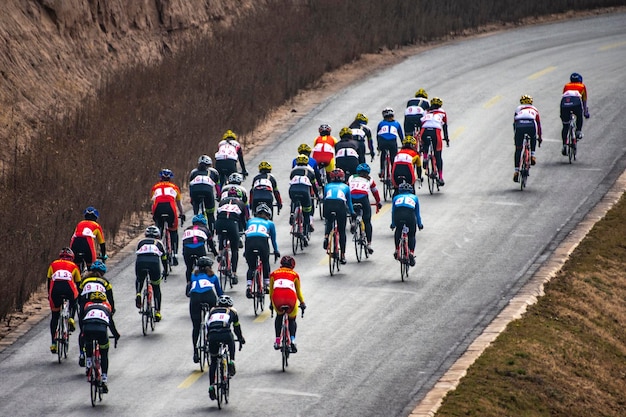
198 155 212 166
228 173 244 185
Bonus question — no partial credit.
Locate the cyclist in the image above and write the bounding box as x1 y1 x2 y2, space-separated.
182 214 218 283
404 88 430 136
335 127 363 178
214 129 248 186
376 107 404 179
189 155 218 231
322 168 355 265
244 203 280 298
135 226 168 322
349 113 375 162
220 172 249 206
82 291 120 394
207 295 245 401
348 163 382 254
249 161 283 218
70 206 107 270
419 97 449 186
47 247 81 354
150 169 185 266
215 188 249 285
77 260 113 366
289 154 319 241
187 256 223 364
560 72 589 155
311 123 338 174
292 143 323 191
205 154 222 196
392 135 422 194
390 182 424 267
269 256 306 353
513 94 543 183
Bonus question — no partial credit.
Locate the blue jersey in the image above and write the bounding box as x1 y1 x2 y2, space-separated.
391 193 423 228
291 156 319 172
323 182 354 214
189 272 223 296
244 216 279 252
377 120 404 142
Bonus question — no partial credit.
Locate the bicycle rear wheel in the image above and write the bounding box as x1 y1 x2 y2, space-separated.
216 360 225 409
90 378 98 407
353 230 361 262
428 156 436 194
56 319 64 363
252 269 261 316
281 328 289 372
328 231 336 276
399 241 408 281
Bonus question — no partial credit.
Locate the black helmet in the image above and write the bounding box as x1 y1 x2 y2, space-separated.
197 256 213 268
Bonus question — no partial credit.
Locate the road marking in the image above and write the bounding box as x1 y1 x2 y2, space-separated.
528 66 557 80
451 126 465 140
178 370 204 389
254 309 270 322
250 388 322 398
483 95 502 108
599 41 626 51
490 201 523 206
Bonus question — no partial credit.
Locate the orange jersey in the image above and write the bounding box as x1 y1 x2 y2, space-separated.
47 259 81 285
393 148 419 167
311 135 338 165
269 267 304 318
562 82 587 102
150 181 182 213
70 219 105 257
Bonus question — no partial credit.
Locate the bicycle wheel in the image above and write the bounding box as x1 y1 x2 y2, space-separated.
428 155 436 194
291 221 299 255
399 240 408 281
353 229 361 262
519 149 528 191
257 269 265 312
281 327 289 372
328 230 336 276
149 285 156 331
360 224 369 260
90 376 98 407
252 269 260 316
141 286 148 335
223 356 230 405
216 359 224 409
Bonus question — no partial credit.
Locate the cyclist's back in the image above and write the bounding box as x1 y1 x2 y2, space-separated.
322 169 355 264
390 183 424 266
404 89 430 136
349 113 375 162
376 107 404 178
214 130 248 186
311 124 338 172
215 189 248 284
560 72 589 148
335 127 362 178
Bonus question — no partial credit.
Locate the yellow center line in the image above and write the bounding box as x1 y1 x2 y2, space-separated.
254 309 270 322
178 370 204 389
599 41 626 51
483 95 503 109
527 66 557 80
450 126 465 141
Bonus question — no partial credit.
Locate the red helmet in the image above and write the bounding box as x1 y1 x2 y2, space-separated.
280 255 296 269
329 168 345 182
59 247 75 261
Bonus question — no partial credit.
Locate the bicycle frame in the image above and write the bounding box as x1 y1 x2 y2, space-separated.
397 225 410 281
88 340 103 406
327 212 341 276
279 305 291 372
291 201 307 254
215 342 231 409
352 203 368 262
196 303 211 372
56 298 70 363
140 270 155 336
251 249 266 316
218 231 233 289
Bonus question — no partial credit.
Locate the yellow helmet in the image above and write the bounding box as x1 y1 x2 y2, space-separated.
258 161 272 172
402 135 417 146
222 129 237 140
89 291 107 302
297 143 311 154
339 127 353 138
415 88 428 99
355 113 368 124
295 154 309 165
430 97 443 107
520 94 533 105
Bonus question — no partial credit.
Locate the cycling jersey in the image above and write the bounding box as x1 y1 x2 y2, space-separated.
335 138 362 177
377 119 404 142
245 217 278 246
269 267 304 318
392 148 420 187
244 216 279 287
189 271 222 296
391 193 423 229
311 135 338 169
220 184 249 205
349 120 375 159
47 259 80 311
323 182 354 214
291 156 323 189
404 97 430 135
249 173 282 214
348 175 380 202
215 139 242 162
70 220 106 265
79 274 115 313
151 180 182 230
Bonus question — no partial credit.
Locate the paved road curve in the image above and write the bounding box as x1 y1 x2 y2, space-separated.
1 12 625 417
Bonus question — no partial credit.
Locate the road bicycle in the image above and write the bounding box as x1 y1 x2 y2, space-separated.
380 149 393 201
55 297 71 363
139 268 156 336
396 225 410 281
159 214 173 280
217 231 233 290
351 203 369 262
518 133 532 190
250 249 268 316
272 305 304 372
423 140 440 194
196 303 211 372
566 111 577 164
212 339 241 409
290 200 309 255
326 211 341 276
87 339 104 406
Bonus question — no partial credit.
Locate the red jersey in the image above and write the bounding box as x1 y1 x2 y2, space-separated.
47 258 81 297
269 267 304 317
311 135 338 165
150 181 182 214
70 220 105 258
562 82 587 102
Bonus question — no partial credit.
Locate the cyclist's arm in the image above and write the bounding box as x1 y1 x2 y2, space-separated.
269 222 279 254
72 267 81 284
211 275 224 296
237 148 247 174
414 197 423 228
108 315 121 339
346 190 355 216
294 276 305 304
157 241 168 271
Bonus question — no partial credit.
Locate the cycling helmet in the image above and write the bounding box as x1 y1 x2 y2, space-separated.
295 154 309 165
197 256 214 268
398 182 414 193
329 168 345 182
339 127 353 138
280 255 296 269
223 129 237 140
355 113 368 124
228 172 243 185
402 135 417 147
217 295 234 307
570 72 583 83
198 154 212 166
90 260 107 274
520 94 533 105
89 291 107 302
145 225 161 238
356 163 371 174
430 97 443 108
83 206 99 220
59 247 75 261
382 107 394 118
192 214 207 225
159 169 174 180
227 187 243 199
258 161 272 172
255 202 272 217
318 124 332 135
297 143 312 154
415 88 428 99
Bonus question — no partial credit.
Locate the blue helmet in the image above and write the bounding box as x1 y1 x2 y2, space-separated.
570 72 583 83
90 260 107 274
192 214 207 225
356 163 371 174
83 206 99 219
159 169 174 180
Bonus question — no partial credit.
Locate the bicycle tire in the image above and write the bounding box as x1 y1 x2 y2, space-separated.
281 321 290 372
56 319 64 364
216 356 226 409
361 223 370 260
353 230 361 262
257 267 265 313
224 354 230 405
400 238 408 281
328 230 336 276
149 284 156 332
90 376 98 407
141 287 149 336
520 145 528 191
428 154 436 194
291 227 299 255
252 268 260 316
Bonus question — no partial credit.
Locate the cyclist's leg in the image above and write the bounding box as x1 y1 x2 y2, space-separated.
559 99 571 147
190 190 201 215
302 192 313 235
228 222 240 278
98 331 110 377
513 129 524 180
574 101 584 136
337 206 348 260
361 199 373 244
244 238 260 287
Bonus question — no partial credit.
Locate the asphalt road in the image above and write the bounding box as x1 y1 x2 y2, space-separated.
1 11 625 417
